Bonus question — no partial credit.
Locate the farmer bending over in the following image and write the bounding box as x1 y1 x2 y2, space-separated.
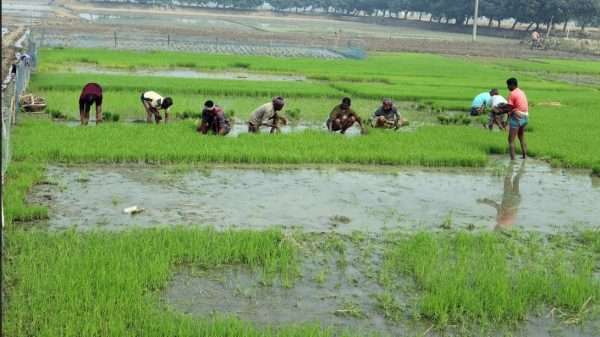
372 98 407 129
488 88 511 131
197 100 231 136
79 82 103 126
248 96 288 134
327 97 365 134
470 90 492 116
506 78 529 160
141 91 173 124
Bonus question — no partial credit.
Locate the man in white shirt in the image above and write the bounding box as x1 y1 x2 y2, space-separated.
140 91 173 124
488 88 510 131
248 96 288 133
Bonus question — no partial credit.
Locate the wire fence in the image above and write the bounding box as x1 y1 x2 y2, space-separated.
36 30 367 59
1 30 37 185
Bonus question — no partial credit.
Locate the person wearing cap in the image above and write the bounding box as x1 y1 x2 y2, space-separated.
79 82 103 126
470 90 493 116
327 97 365 134
371 98 406 129
248 96 288 133
140 91 173 124
197 100 231 136
488 88 510 131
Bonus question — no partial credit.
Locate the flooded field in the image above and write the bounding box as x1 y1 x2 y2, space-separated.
30 160 600 232
73 66 307 81
163 234 599 337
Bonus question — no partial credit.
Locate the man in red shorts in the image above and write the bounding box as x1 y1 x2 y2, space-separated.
79 82 103 125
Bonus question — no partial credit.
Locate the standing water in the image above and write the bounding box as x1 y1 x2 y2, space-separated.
29 160 600 232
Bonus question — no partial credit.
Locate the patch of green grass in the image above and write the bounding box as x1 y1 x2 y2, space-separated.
2 227 312 337
12 118 499 167
29 49 600 170
494 58 600 75
30 73 343 99
382 231 600 327
2 160 48 226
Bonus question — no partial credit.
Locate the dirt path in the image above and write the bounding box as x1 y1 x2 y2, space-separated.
28 1 594 59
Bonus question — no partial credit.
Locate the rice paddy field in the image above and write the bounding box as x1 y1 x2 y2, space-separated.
3 47 600 337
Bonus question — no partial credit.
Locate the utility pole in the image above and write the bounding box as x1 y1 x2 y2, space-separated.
473 0 480 41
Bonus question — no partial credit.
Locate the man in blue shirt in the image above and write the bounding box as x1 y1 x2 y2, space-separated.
470 90 493 116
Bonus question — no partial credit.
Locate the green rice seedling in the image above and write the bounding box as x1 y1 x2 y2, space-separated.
12 118 500 168
460 115 471 125
436 115 449 125
102 111 113 121
48 108 66 120
26 48 600 170
2 227 310 337
375 292 404 322
285 108 302 121
231 62 251 69
30 73 343 99
2 161 48 226
112 113 120 122
313 268 329 286
382 231 600 328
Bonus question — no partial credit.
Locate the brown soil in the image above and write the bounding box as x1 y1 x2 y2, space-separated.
5 0 594 60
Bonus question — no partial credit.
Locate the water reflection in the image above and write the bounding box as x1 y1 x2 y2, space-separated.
478 162 525 230
592 175 600 189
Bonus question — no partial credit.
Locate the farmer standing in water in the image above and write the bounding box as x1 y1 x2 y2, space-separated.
79 82 103 126
140 91 173 124
506 78 529 160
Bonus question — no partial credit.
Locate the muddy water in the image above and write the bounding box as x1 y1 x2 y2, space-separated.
55 120 364 137
163 239 598 337
30 160 600 232
73 66 306 82
164 244 405 335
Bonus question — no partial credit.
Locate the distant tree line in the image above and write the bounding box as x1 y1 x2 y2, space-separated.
93 0 600 32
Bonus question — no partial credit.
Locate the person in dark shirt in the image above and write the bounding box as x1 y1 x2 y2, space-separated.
372 98 406 129
197 100 231 136
79 83 103 125
327 97 365 134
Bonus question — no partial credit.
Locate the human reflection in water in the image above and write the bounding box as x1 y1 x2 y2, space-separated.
478 162 525 230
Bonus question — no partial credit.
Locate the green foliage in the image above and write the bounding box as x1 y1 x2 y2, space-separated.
176 110 202 120
285 107 302 121
382 231 600 327
102 111 112 121
48 108 67 119
2 161 48 226
30 73 343 98
3 228 304 337
437 114 471 125
13 119 500 167
101 111 120 122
